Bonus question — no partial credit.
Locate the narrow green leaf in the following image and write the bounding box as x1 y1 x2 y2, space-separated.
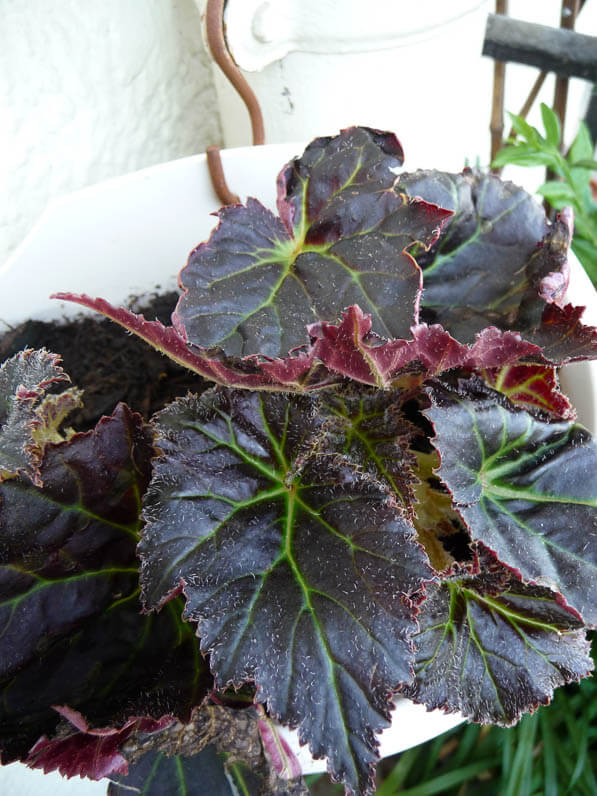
395 758 498 795
503 713 538 796
571 159 597 170
536 180 578 206
375 746 422 795
571 238 597 285
540 708 558 796
509 112 543 146
568 123 594 165
492 145 557 169
540 104 561 149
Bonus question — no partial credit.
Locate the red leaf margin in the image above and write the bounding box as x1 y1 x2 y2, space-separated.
50 295 545 394
26 706 174 780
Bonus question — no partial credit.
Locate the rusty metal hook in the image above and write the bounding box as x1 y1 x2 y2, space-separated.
205 0 265 205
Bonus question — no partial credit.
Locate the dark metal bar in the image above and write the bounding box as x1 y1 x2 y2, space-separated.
483 13 597 81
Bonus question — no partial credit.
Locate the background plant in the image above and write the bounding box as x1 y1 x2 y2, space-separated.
493 102 597 285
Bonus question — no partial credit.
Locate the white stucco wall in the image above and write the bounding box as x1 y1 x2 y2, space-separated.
0 0 221 267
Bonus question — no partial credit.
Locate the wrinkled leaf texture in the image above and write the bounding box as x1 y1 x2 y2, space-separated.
404 555 593 725
139 387 433 795
398 170 597 363
0 403 212 765
173 127 451 358
0 349 80 484
53 128 597 395
426 382 597 627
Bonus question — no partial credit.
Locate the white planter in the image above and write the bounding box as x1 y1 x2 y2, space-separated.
196 0 595 172
1 143 596 789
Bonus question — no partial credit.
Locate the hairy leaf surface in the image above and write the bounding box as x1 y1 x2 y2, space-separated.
398 171 597 362
0 349 81 484
173 127 451 358
320 387 420 513
426 384 597 626
140 388 432 795
0 405 212 763
482 363 573 419
404 559 593 725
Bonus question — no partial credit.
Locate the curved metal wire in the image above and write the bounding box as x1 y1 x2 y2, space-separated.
205 0 265 204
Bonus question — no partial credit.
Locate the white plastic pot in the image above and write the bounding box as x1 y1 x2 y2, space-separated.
1 143 596 790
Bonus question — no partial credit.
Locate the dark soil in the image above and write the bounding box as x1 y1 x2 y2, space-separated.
0 292 207 430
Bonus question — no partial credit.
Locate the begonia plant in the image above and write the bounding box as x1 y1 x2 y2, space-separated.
2 127 597 796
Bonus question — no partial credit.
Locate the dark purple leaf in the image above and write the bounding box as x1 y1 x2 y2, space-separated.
399 170 597 363
173 127 451 358
404 557 593 725
139 388 433 795
108 746 242 795
527 302 597 362
426 383 597 626
319 386 421 513
27 707 173 780
0 403 212 764
108 706 308 796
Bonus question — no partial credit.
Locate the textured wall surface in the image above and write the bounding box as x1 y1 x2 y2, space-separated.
0 0 221 266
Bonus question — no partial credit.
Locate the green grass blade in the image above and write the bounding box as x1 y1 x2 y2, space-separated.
376 746 423 795
502 713 539 796
539 708 558 796
395 758 497 795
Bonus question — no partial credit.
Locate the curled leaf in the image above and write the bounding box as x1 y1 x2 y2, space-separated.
404 558 593 725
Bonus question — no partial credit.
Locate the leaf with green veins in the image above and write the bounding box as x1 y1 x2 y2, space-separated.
319 386 421 513
425 381 597 626
0 404 214 765
109 704 309 796
403 556 593 725
481 363 573 420
139 387 433 796
172 127 452 358
536 180 579 207
492 145 559 169
569 122 595 168
396 172 597 363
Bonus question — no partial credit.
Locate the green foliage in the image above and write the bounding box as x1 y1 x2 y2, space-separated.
492 103 597 285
